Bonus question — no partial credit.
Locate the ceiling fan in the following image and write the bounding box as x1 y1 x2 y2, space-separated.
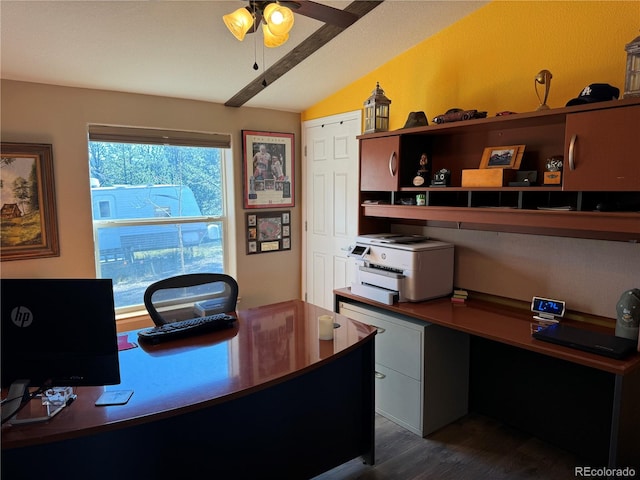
223 1 359 47
224 1 383 107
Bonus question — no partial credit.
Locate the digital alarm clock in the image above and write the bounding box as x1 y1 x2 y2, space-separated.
531 296 565 322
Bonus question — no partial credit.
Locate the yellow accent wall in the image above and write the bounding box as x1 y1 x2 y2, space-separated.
303 1 640 127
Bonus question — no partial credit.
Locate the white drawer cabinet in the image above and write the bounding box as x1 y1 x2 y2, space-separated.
374 364 422 432
339 300 469 436
355 311 422 380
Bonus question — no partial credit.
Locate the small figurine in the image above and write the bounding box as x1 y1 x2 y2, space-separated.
412 153 430 186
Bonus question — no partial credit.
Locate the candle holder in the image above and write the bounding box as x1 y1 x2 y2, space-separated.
318 314 334 340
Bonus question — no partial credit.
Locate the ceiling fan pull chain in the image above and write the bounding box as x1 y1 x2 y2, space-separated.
253 37 259 70
262 42 268 87
252 2 259 71
253 9 259 71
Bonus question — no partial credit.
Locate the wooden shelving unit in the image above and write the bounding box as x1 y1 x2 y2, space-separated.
357 98 640 241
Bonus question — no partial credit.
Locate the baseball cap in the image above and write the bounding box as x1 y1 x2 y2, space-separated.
566 83 620 106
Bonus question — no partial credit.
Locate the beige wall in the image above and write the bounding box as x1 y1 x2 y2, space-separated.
392 225 640 320
1 80 302 310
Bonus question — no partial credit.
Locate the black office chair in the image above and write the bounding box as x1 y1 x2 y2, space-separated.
144 273 238 326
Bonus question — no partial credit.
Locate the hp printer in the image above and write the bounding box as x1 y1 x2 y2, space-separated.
348 233 454 305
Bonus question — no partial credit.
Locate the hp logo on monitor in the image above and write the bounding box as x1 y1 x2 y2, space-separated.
10 306 33 327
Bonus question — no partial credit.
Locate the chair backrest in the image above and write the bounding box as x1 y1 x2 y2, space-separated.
144 273 239 326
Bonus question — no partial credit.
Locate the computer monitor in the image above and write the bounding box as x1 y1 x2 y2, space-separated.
1 278 121 393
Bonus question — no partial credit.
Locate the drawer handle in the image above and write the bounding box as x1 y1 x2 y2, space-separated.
568 134 577 171
375 327 386 334
388 151 397 177
374 371 386 379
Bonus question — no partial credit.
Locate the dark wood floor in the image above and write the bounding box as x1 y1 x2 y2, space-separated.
312 413 585 480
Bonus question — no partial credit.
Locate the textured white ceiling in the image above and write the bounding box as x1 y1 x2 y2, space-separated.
0 1 487 112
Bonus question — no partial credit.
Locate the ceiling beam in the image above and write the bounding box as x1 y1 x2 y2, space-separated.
224 1 383 108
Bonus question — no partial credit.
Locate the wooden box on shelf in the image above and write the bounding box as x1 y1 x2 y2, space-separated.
461 169 516 187
543 171 562 185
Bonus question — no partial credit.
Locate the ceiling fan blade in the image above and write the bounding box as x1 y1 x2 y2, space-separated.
287 1 359 28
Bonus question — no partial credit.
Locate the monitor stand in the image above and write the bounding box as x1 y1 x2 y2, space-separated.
2 380 76 425
533 314 560 323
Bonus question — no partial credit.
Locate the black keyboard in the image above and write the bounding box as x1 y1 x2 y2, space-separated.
137 313 237 344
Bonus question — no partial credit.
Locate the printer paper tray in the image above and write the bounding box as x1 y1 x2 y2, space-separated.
358 269 403 292
351 282 398 305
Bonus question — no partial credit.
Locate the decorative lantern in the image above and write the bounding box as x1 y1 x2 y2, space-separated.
624 33 640 98
363 82 391 134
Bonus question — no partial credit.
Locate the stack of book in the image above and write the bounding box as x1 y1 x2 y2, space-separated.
451 289 468 304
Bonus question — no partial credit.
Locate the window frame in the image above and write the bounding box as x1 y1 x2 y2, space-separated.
87 125 237 317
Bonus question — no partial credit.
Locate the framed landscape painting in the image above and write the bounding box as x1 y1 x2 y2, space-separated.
1 143 59 261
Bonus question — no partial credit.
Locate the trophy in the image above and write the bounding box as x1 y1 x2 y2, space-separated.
535 69 553 111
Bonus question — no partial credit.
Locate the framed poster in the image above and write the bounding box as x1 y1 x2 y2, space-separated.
1 143 60 261
246 210 291 255
242 130 294 209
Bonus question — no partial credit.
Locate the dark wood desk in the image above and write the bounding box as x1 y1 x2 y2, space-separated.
334 288 640 469
2 300 377 480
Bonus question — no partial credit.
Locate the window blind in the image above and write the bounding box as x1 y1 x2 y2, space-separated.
88 125 231 148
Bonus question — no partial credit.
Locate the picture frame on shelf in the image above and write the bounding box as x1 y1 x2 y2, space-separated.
246 210 291 255
242 130 295 209
479 144 525 169
1 142 60 261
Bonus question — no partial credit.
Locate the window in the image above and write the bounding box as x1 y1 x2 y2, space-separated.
87 125 233 313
